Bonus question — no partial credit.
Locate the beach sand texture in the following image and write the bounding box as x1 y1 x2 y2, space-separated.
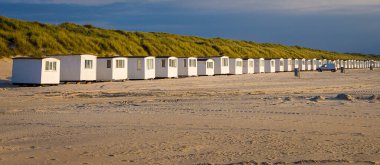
0 59 380 164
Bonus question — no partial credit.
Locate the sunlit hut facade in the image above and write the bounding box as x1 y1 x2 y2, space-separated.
264 59 276 73
292 58 299 70
305 59 312 71
274 58 284 72
197 58 215 76
360 61 365 68
96 56 128 81
299 58 306 71
310 58 318 70
12 57 60 85
335 59 340 69
242 58 254 74
211 56 230 75
283 58 293 72
340 60 345 68
349 60 353 68
229 58 243 75
178 57 197 77
52 54 97 82
254 58 265 73
155 56 178 78
127 56 155 80
353 60 358 69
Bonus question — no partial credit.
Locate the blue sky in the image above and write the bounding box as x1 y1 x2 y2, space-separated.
1 0 380 54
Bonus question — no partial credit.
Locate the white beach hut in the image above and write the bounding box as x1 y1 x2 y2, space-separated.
292 59 299 70
242 58 254 74
52 54 97 82
283 58 293 72
211 56 230 75
127 56 155 80
311 59 318 70
96 57 128 81
254 58 265 73
178 57 197 77
155 56 178 78
12 57 60 85
197 58 214 76
299 58 306 71
344 60 349 68
340 60 345 68
274 58 284 72
305 59 312 71
264 59 276 73
229 58 243 75
347 60 352 69
336 60 340 68
352 60 357 69
361 61 364 68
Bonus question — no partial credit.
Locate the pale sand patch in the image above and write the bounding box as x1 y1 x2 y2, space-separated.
0 58 12 80
0 64 379 164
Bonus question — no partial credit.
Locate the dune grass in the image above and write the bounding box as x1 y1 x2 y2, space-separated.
0 16 378 60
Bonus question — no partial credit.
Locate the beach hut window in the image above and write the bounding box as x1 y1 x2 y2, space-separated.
45 61 57 71
147 59 154 70
116 60 125 68
189 59 197 67
106 60 111 68
85 60 93 69
137 59 142 71
236 61 242 67
169 59 177 67
207 62 213 68
222 58 229 67
249 61 254 67
161 59 166 68
271 61 274 67
184 59 187 67
302 61 305 65
295 61 299 65
289 60 292 65
280 61 284 66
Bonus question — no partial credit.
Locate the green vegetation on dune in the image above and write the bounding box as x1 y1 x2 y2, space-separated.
0 16 378 60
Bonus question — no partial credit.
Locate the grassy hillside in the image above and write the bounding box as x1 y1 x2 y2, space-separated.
0 16 378 60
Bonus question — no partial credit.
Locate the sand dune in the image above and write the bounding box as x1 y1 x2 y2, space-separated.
0 59 379 164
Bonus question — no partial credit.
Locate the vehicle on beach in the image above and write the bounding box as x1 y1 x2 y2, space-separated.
317 63 337 72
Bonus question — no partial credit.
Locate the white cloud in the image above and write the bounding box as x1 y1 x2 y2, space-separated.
3 0 380 14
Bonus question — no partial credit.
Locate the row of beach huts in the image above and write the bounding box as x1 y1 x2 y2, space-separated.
12 54 380 85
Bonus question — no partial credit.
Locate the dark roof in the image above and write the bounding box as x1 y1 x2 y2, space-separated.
177 57 197 59
242 58 253 60
155 56 176 58
126 56 154 58
197 58 213 61
97 56 127 59
13 57 59 60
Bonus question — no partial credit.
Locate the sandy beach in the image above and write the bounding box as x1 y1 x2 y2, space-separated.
0 58 380 164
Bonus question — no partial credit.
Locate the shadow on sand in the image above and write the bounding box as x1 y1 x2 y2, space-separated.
0 77 16 88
